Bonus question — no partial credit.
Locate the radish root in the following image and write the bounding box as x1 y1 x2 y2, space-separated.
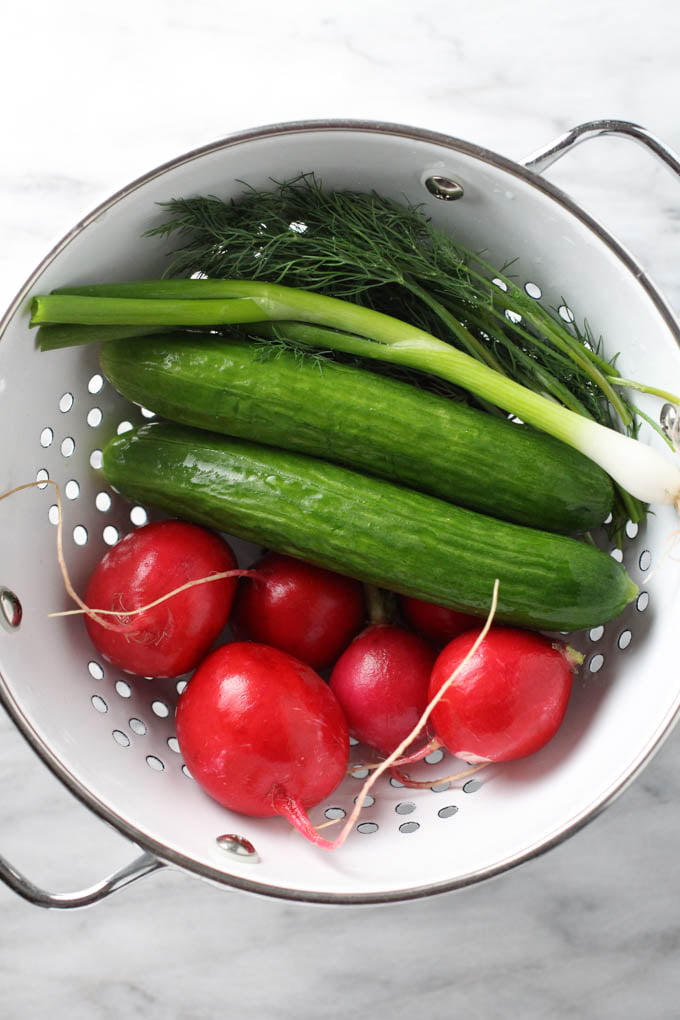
49 568 258 624
389 760 488 789
348 735 443 775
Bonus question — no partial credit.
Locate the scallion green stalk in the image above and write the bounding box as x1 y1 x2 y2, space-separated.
30 279 680 509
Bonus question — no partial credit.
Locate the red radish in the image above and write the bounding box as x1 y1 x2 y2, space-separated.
176 642 349 835
84 520 239 678
400 595 478 646
231 551 366 670
329 623 437 757
429 627 576 763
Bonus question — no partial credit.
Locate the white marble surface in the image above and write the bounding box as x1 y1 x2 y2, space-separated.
2 2 680 1017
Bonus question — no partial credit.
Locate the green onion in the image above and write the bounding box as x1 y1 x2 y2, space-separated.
37 323 169 351
30 279 680 510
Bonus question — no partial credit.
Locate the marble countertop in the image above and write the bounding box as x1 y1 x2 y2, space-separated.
2 2 680 1017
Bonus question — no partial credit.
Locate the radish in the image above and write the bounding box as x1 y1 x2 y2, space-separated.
329 623 437 758
428 627 577 763
175 641 349 839
84 519 239 677
231 551 366 670
400 595 478 646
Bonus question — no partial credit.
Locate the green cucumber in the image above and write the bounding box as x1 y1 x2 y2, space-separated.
99 334 614 534
101 422 637 632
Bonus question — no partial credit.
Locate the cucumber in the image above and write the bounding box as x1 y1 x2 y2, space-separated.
101 422 637 632
99 334 614 534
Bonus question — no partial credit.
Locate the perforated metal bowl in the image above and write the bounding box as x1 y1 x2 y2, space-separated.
1 119 679 908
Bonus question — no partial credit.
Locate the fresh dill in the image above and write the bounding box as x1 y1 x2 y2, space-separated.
147 172 637 427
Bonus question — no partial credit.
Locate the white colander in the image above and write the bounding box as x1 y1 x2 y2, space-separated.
1 119 679 909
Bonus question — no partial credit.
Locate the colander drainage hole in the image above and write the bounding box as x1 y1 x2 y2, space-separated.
88 660 104 680
103 525 120 546
87 407 103 428
425 748 445 765
395 801 416 815
0 588 22 630
354 794 375 808
129 717 147 736
167 736 180 753
146 755 165 772
90 450 103 470
637 591 649 612
59 392 74 413
64 480 80 501
357 822 378 835
130 505 148 527
60 436 75 458
91 695 108 713
40 427 53 448
463 779 482 794
639 550 652 572
588 653 605 674
151 699 170 718
617 629 632 651
399 821 420 834
95 491 112 512
115 679 131 698
438 805 459 819
73 525 88 547
325 807 346 821
112 729 130 747
88 373 104 395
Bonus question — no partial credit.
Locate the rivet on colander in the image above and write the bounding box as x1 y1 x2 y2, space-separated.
216 834 260 862
0 588 22 631
424 176 464 201
660 403 680 450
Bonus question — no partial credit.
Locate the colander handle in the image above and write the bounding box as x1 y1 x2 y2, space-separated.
521 119 680 178
0 846 164 909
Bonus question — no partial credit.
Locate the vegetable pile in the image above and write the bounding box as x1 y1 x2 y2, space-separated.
28 175 680 849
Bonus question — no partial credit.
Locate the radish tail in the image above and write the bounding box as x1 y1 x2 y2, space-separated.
392 736 442 767
390 761 488 789
348 736 442 777
270 787 342 850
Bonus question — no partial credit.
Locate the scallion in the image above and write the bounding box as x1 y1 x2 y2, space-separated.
30 279 680 510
